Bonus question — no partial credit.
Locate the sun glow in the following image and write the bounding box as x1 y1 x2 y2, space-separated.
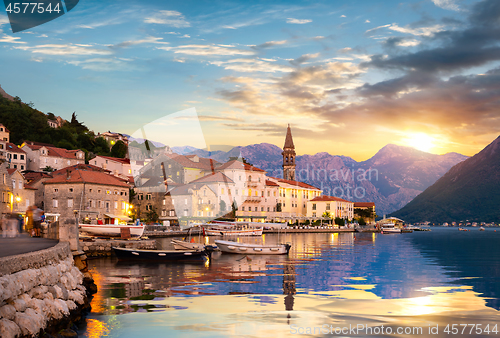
403 133 436 153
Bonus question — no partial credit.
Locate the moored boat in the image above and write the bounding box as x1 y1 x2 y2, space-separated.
112 246 208 261
203 223 263 236
214 239 291 255
380 223 402 234
79 224 145 238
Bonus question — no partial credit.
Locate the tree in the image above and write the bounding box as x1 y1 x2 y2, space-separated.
145 209 159 223
358 217 367 226
43 166 54 172
110 140 128 158
219 200 227 213
334 217 345 227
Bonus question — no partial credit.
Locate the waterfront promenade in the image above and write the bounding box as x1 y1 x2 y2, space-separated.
0 233 58 258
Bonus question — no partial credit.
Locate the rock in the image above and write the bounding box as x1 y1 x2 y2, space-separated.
11 298 27 312
68 290 85 305
15 310 42 336
27 298 46 319
30 286 46 299
0 304 16 320
65 300 77 311
57 328 78 338
0 318 21 338
44 292 54 301
54 299 70 317
53 285 64 299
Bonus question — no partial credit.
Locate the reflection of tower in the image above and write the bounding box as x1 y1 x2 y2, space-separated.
283 262 296 311
282 124 296 181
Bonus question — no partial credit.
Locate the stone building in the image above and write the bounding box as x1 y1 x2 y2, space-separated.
7 168 35 215
307 195 354 220
4 143 27 170
23 171 54 209
21 142 85 171
0 161 12 216
354 202 376 224
91 155 132 178
43 168 131 224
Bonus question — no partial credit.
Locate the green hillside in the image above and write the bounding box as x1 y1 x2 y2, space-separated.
0 94 126 160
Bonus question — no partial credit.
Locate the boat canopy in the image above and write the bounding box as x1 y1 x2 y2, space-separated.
104 213 132 221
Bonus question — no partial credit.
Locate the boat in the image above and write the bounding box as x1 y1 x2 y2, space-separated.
203 222 263 236
79 223 145 238
214 239 291 255
380 223 401 234
459 227 468 231
479 227 485 231
112 246 209 261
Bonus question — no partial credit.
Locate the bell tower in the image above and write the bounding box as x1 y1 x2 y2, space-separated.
282 124 296 181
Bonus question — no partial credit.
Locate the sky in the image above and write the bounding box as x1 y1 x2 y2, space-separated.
1 0 500 161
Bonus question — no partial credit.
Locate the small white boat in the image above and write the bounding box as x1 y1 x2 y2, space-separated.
79 224 145 238
380 223 401 234
459 227 468 231
203 223 263 236
479 227 485 231
214 239 291 255
171 239 206 251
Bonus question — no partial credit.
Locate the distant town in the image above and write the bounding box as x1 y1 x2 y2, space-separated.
0 119 378 228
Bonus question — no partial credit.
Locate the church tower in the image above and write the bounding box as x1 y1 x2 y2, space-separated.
282 124 296 181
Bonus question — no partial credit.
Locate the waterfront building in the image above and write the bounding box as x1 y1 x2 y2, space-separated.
0 124 10 161
43 168 131 224
0 161 12 216
307 195 354 220
354 202 376 224
23 171 54 209
21 142 85 171
4 143 27 170
7 168 35 215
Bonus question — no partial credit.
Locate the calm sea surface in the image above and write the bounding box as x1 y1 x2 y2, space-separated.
80 228 500 337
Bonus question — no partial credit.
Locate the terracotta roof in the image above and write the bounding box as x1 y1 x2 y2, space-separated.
23 171 53 183
94 155 130 165
189 172 234 184
354 202 375 208
165 153 219 171
283 124 295 149
24 184 37 190
265 180 279 187
23 143 83 159
43 169 129 188
311 195 353 203
216 159 265 172
272 177 321 190
5 143 26 154
7 168 17 175
52 164 110 176
0 122 10 132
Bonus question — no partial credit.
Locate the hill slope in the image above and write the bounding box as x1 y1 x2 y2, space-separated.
391 135 500 223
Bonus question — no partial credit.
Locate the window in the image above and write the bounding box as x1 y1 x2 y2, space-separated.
242 207 245 211
326 203 330 210
161 210 167 216
53 199 58 208
12 179 15 189
98 201 101 208
122 202 126 209
67 199 73 208
312 212 316 217
13 165 17 169
98 190 101 193
185 198 187 205
106 190 110 195
54 188 59 193
114 201 118 209
162 199 166 205
221 188 224 195
312 203 316 210
89 189 93 193
184 209 188 216
169 210 175 216
13 154 17 160
21 165 24 170
248 175 252 182
67 160 70 165
267 207 270 212
267 191 270 197
255 207 258 211
197 211 202 217
261 207 264 211
146 194 151 200
69 188 73 193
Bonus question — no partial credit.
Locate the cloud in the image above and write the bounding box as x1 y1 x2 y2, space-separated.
66 57 130 71
289 53 320 66
432 0 461 11
159 44 254 56
110 36 168 50
209 58 294 73
365 24 392 34
340 15 346 18
388 23 445 37
286 18 312 24
145 10 190 28
0 35 25 44
15 44 112 56
251 40 288 50
365 20 371 23
175 115 244 122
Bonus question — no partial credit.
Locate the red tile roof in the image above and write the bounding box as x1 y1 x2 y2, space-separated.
216 159 265 172
271 177 321 190
23 143 83 159
7 168 17 175
311 195 353 203
265 180 279 187
94 155 131 165
43 169 129 188
189 172 234 184
5 143 26 154
23 171 53 183
354 202 375 208
52 164 110 176
165 153 219 171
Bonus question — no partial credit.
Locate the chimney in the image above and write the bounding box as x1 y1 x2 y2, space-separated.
66 169 71 180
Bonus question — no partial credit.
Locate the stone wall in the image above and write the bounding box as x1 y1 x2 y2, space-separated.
0 242 87 338
80 238 156 257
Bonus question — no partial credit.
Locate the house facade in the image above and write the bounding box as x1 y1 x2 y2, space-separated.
307 195 354 220
5 143 27 170
43 169 131 224
91 155 132 178
21 142 85 171
7 169 35 214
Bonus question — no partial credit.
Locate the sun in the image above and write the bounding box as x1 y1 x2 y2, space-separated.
403 133 436 153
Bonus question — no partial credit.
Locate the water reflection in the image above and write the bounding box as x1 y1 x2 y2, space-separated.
82 230 500 337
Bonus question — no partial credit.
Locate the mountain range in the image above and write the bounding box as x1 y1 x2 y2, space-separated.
182 143 468 216
391 135 500 223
